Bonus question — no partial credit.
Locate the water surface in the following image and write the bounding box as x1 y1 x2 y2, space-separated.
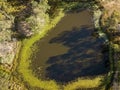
31 10 108 83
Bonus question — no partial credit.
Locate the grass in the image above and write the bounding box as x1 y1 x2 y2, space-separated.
64 77 103 90
18 9 64 90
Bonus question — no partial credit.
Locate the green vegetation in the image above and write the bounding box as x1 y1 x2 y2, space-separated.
18 9 64 90
102 42 114 90
64 77 103 90
99 0 120 89
25 0 50 33
0 0 25 19
17 1 106 89
17 1 113 90
1 0 119 90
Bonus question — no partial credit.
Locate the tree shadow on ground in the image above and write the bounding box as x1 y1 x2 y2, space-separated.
45 26 109 83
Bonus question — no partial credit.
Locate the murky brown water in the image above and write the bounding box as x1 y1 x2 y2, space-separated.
31 10 108 83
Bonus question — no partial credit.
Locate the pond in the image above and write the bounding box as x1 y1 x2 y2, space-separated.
31 10 109 83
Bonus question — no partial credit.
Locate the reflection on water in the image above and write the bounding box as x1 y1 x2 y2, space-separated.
31 10 109 83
